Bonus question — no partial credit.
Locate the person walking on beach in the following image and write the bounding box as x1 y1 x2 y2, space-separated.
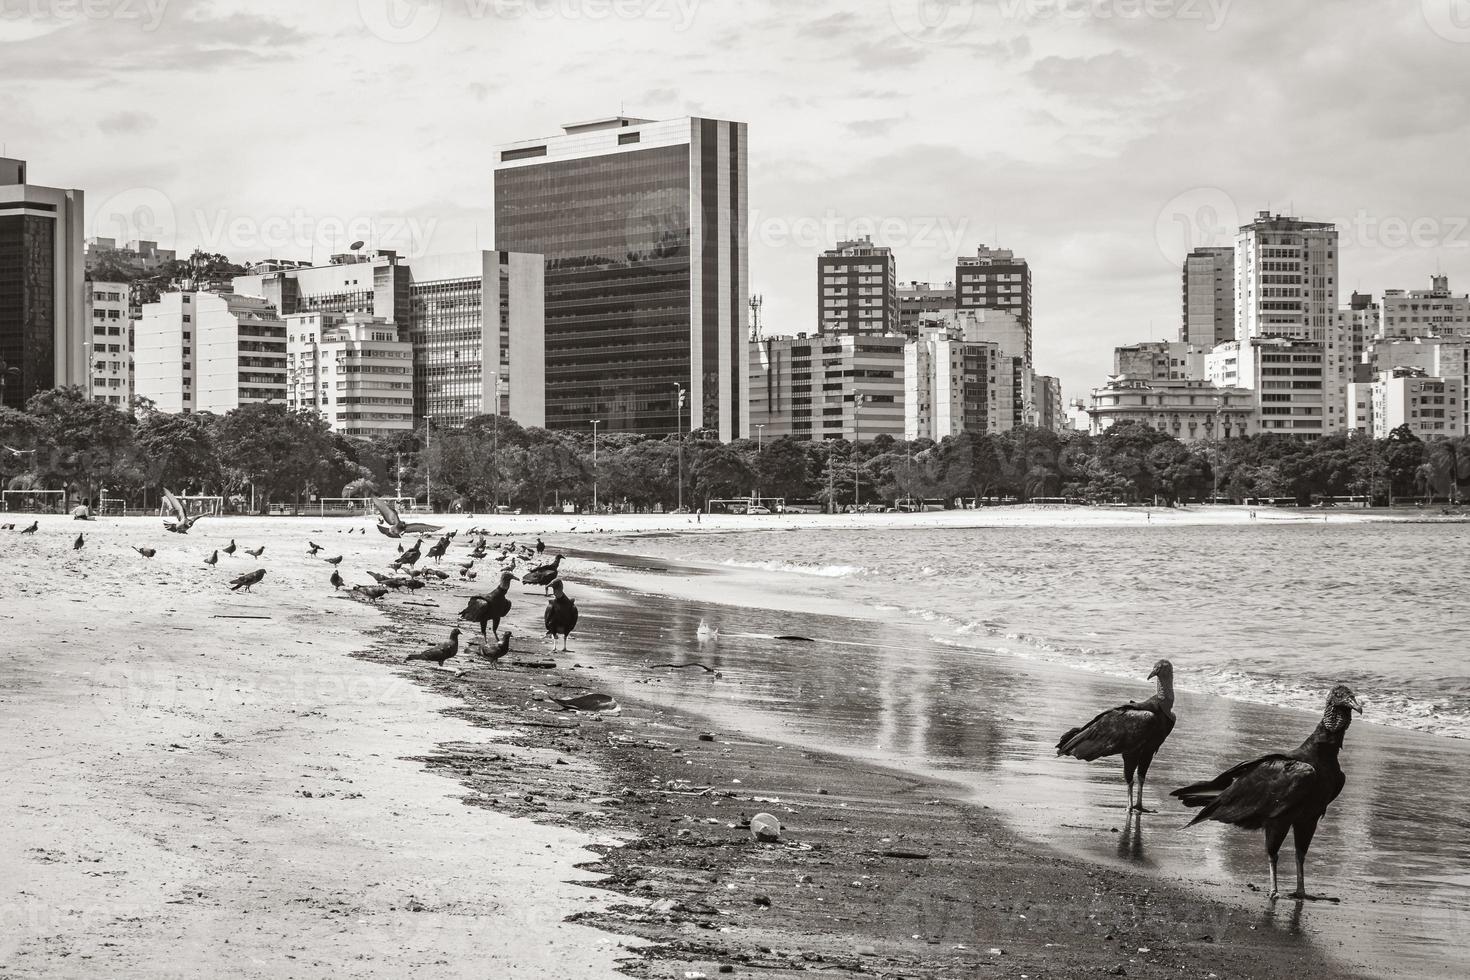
536 537 544 556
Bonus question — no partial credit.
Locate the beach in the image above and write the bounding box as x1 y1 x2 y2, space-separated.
3 508 1460 978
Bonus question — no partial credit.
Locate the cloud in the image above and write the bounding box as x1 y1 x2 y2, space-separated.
98 111 157 135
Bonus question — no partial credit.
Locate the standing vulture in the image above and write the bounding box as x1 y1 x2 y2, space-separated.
1172 684 1363 901
522 554 563 591
458 571 517 640
544 579 578 651
1056 659 1176 812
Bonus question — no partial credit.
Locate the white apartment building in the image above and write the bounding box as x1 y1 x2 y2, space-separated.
85 281 131 407
750 333 905 442
1347 367 1464 439
1381 275 1470 338
135 291 286 413
1364 336 1470 433
904 334 1006 441
286 312 414 438
1086 379 1257 443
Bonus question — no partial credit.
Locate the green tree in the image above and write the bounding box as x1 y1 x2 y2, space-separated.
26 386 134 501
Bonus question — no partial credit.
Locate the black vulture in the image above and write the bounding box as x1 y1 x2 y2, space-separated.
544 579 578 651
229 568 266 592
1172 684 1363 901
405 627 460 667
427 534 451 562
1057 659 1176 812
458 571 517 640
523 554 563 591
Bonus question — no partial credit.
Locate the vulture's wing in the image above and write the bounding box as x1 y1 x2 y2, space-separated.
162 488 187 523
1173 755 1316 829
372 497 401 529
1057 705 1161 760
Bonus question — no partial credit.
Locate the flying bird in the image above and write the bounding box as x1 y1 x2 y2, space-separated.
522 554 563 592
544 579 578 651
1057 660 1177 812
459 570 517 640
228 568 266 592
161 489 204 534
244 545 265 559
1171 685 1364 901
134 546 156 558
405 627 460 668
222 539 237 556
330 569 344 590
204 549 218 567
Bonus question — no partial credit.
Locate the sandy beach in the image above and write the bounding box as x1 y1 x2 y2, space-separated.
3 508 1452 978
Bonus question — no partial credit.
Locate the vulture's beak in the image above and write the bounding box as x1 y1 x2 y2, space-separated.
1350 695 1365 714
509 575 520 581
1146 666 1159 680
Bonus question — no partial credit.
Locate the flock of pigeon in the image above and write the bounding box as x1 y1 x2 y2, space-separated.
1056 659 1364 902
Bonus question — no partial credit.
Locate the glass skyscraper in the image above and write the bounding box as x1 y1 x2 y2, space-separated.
493 115 748 441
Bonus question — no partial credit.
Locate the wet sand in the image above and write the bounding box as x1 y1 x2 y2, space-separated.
3 513 1445 978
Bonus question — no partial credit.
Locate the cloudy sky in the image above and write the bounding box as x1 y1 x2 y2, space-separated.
5 0 1469 400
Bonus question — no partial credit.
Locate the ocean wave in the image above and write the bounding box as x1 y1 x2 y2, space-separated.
718 559 864 578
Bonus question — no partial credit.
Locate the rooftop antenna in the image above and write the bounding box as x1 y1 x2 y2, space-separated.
749 294 764 343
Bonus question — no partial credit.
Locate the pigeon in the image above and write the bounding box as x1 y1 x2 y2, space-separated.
330 569 344 590
19 521 37 534
134 546 156 558
229 568 266 592
324 555 343 566
161 489 205 534
308 541 323 555
73 532 85 551
405 627 460 667
244 546 265 559
223 539 237 556
366 570 391 584
352 584 389 603
480 631 512 665
205 549 218 567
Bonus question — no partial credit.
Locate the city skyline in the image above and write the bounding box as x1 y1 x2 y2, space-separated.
6 1 1470 403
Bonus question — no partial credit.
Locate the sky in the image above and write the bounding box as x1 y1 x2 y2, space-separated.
5 0 1470 403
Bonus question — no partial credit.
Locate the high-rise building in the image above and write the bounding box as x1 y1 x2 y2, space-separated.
494 114 749 441
904 331 1004 441
956 245 1031 365
85 281 131 407
0 158 87 409
1381 275 1470 338
749 332 904 442
234 249 544 429
1346 366 1464 440
1232 212 1344 436
1336 292 1379 365
1035 374 1065 432
897 280 956 337
286 312 414 438
818 236 897 335
134 290 286 413
1180 246 1234 348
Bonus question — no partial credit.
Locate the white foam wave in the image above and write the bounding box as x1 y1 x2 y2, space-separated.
719 559 864 578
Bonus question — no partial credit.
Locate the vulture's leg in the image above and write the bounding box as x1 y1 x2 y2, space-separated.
1264 821 1291 900
1133 754 1157 813
1122 756 1137 812
1289 819 1338 902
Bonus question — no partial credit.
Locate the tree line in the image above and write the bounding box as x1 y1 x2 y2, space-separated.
0 388 1463 513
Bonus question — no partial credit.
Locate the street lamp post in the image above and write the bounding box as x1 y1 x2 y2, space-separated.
1212 397 1224 504
424 415 432 513
590 418 601 513
674 384 685 512
754 423 765 502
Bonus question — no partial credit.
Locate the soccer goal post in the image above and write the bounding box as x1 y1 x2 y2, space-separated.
2 489 66 513
163 495 224 518
318 496 414 518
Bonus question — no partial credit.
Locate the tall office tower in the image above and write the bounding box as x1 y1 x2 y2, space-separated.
494 115 749 441
818 236 897 335
235 249 543 428
84 281 132 407
1336 291 1379 365
134 291 286 413
1180 246 1234 348
955 245 1032 365
1233 212 1343 436
897 280 956 336
0 158 86 409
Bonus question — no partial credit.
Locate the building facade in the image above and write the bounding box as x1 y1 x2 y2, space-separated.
83 237 176 277
0 157 87 409
85 281 131 407
135 291 286 414
750 333 904 442
1381 275 1470 338
1181 246 1234 348
818 236 897 335
1035 374 1064 432
286 312 414 438
897 280 956 336
1347 367 1464 439
956 245 1031 365
1113 341 1205 382
1086 379 1257 443
903 333 1004 441
494 114 748 441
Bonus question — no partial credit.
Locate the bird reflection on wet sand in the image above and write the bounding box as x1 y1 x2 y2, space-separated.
1116 810 1152 865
